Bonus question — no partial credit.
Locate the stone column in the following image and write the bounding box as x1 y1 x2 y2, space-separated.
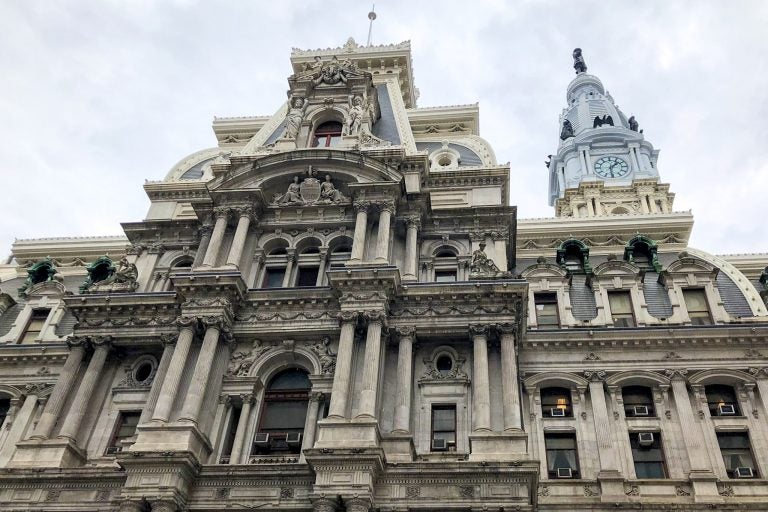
350 201 370 262
312 496 339 512
58 337 111 442
193 224 214 267
357 311 385 419
226 206 255 268
31 339 87 439
666 369 712 472
315 249 328 286
392 326 415 433
179 318 226 423
584 370 621 474
403 216 420 281
470 324 491 432
201 207 230 267
374 201 395 262
345 497 371 512
251 251 265 287
229 394 253 464
498 324 522 430
328 312 358 419
750 368 768 416
138 335 175 425
282 250 296 288
301 391 324 454
152 320 196 423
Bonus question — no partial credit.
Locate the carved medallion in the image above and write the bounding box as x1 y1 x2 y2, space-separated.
300 177 321 204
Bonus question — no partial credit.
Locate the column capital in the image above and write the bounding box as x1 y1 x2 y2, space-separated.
376 199 396 214
664 368 689 381
240 393 254 404
159 332 177 346
469 324 490 338
233 204 257 220
405 215 422 229
353 200 372 213
344 497 372 512
89 335 112 350
218 394 232 406
337 311 359 324
395 325 415 339
213 206 231 219
312 496 339 512
201 314 229 331
583 369 607 382
749 367 768 379
495 323 517 336
66 336 89 350
363 310 387 326
176 315 199 329
310 391 326 402
199 224 214 238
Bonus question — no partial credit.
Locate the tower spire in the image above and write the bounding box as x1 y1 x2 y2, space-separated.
366 5 377 46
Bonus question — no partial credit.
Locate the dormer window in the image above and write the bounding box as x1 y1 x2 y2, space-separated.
312 122 343 147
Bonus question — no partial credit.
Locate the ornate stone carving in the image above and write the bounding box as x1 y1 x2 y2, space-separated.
363 310 386 326
537 485 550 497
664 369 688 381
226 340 270 377
282 96 308 139
80 256 138 294
406 486 420 498
749 367 768 379
573 48 587 74
469 243 510 279
344 95 366 136
353 200 372 213
395 326 415 339
469 324 490 337
280 487 294 499
18 257 63 297
312 496 338 512
624 485 640 496
458 485 475 498
584 352 600 361
583 370 607 382
310 336 336 375
583 486 599 497
273 175 348 206
560 119 574 140
421 355 467 381
214 488 230 499
718 484 734 497
345 497 371 512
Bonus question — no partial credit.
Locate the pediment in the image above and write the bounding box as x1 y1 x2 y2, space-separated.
593 259 639 277
520 263 568 279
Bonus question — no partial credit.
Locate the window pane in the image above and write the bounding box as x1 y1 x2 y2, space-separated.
263 268 286 288
545 436 576 450
296 267 319 287
268 369 311 390
260 401 309 430
435 271 457 283
683 289 708 312
635 462 666 478
432 407 455 431
609 292 632 314
535 293 559 326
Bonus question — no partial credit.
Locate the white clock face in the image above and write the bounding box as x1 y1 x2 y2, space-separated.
594 156 630 178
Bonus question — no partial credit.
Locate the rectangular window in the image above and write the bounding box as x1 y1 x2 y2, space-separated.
718 432 757 478
0 399 10 428
219 405 241 463
608 291 635 327
534 293 559 327
431 405 456 450
296 267 319 287
545 433 579 478
262 268 286 288
683 289 712 325
630 432 667 478
20 309 50 344
106 411 141 454
434 270 457 283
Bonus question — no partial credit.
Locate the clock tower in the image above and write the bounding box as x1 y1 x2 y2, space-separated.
547 48 674 218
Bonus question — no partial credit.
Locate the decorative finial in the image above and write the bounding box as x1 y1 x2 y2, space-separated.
573 48 587 74
366 4 377 47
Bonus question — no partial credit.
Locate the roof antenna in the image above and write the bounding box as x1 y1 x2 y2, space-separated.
366 4 377 46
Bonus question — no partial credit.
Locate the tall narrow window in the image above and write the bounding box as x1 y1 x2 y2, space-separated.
106 411 141 454
219 405 241 464
630 432 667 478
262 268 286 288
545 433 580 478
541 387 572 417
717 432 757 478
683 289 712 325
0 399 10 428
534 293 559 327
296 266 319 287
312 121 343 147
608 291 635 327
430 404 456 451
255 369 310 455
622 386 655 417
705 384 740 416
20 309 50 344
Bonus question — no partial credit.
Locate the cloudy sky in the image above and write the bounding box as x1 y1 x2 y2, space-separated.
1 1 767 261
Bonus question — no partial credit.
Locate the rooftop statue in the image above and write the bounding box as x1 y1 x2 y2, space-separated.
628 115 639 132
573 48 587 74
560 119 574 140
469 242 510 279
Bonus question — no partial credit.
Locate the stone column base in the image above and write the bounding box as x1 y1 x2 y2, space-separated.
597 470 627 502
468 430 528 461
129 422 212 464
314 417 381 449
380 432 416 462
10 438 87 468
689 470 724 503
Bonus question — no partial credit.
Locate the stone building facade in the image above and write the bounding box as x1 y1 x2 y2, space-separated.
0 40 767 511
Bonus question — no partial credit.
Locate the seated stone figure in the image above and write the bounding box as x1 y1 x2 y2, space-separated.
469 242 510 279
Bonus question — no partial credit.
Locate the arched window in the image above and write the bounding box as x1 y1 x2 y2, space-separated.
328 241 353 270
556 239 591 274
541 387 572 418
433 247 458 282
312 121 343 147
296 244 323 287
624 236 661 272
705 384 740 416
262 244 290 288
622 386 654 417
253 369 311 454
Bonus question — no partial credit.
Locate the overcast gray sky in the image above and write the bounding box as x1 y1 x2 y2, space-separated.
1 1 767 260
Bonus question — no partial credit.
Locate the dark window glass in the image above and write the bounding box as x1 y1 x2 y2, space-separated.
296 267 319 287
312 122 343 147
622 386 655 417
263 268 286 288
534 293 559 327
431 405 456 448
683 289 712 325
435 270 457 283
220 406 241 462
541 387 572 417
718 432 757 478
436 355 453 375
107 411 141 454
545 433 579 478
435 250 457 258
608 291 635 327
255 369 311 455
630 432 667 478
20 309 50 344
705 384 740 416
0 399 10 428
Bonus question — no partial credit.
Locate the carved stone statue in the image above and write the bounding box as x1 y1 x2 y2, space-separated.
344 96 365 136
318 175 347 204
81 255 139 293
227 340 270 377
573 48 587 74
560 119 574 140
276 176 303 205
628 115 639 132
593 114 614 128
310 336 336 375
313 55 348 86
282 96 308 139
113 257 138 284
470 243 500 274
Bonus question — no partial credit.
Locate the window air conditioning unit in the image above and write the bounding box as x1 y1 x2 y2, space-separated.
633 405 650 417
550 408 566 417
638 432 655 447
556 467 573 479
735 467 754 478
718 404 736 416
431 438 448 451
254 433 270 447
286 432 302 447
105 446 122 455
